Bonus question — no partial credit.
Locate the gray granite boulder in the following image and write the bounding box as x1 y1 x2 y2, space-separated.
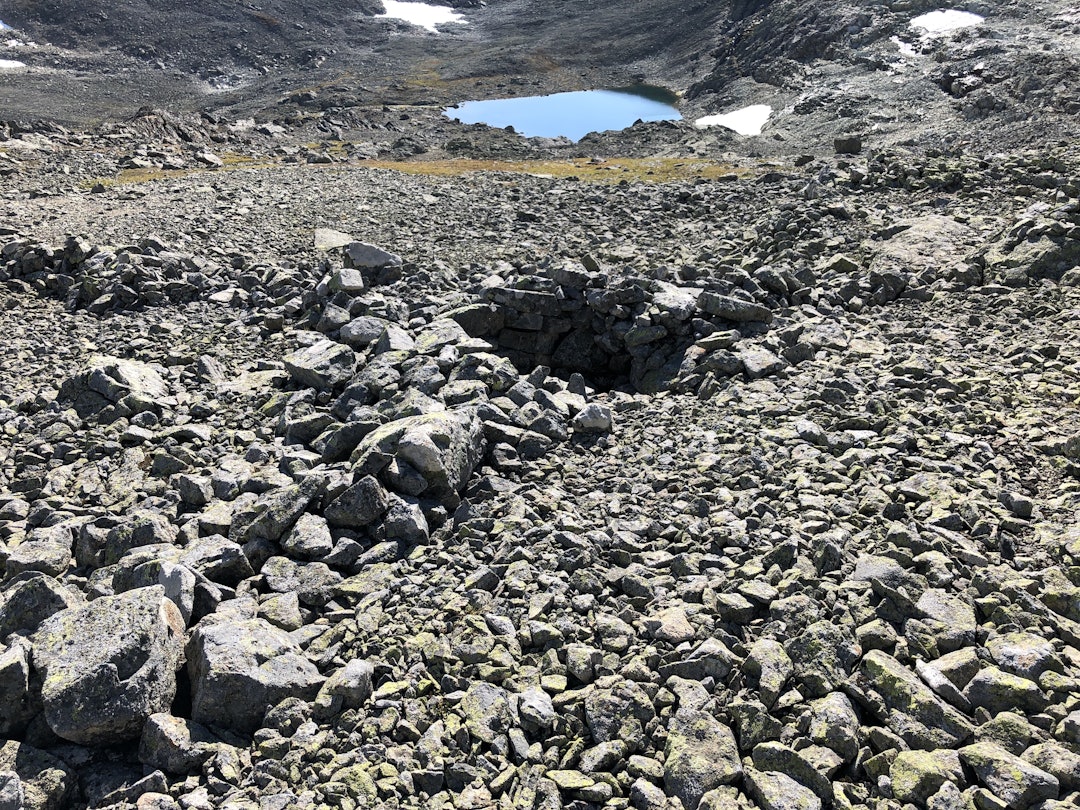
187 617 325 733
665 709 742 809
283 339 356 390
31 586 185 745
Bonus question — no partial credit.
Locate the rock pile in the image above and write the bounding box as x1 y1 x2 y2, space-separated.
0 128 1079 810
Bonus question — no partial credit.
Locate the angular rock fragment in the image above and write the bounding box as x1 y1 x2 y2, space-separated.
518 686 556 733
739 346 788 380
187 617 325 733
964 665 1049 715
313 228 354 251
352 408 485 499
313 659 373 720
0 643 35 735
572 403 612 433
915 589 976 650
58 354 170 415
261 556 341 607
744 638 792 709
787 619 859 697
460 682 512 744
0 741 74 810
807 692 860 762
697 292 772 323
959 742 1059 809
1022 741 1080 791
138 713 220 774
585 677 654 745
280 512 334 559
283 339 356 390
859 650 975 748
751 742 832 804
889 749 965 805
986 631 1060 681
664 709 742 809
324 474 389 528
0 573 82 641
231 481 316 543
5 524 73 578
345 241 403 269
744 767 822 810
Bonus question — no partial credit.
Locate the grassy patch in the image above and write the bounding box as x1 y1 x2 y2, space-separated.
80 154 268 190
356 157 754 183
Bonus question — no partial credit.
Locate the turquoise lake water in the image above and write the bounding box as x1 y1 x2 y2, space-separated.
444 86 681 141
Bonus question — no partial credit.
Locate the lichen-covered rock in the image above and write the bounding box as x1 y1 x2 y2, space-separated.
58 354 170 413
787 620 860 697
751 742 832 804
280 512 334 559
1022 741 1080 791
324 474 389 528
807 692 860 762
976 711 1042 755
664 709 742 809
889 749 965 805
0 573 83 641
4 524 73 578
697 291 772 323
518 686 556 733
959 742 1059 809
0 643 36 736
860 649 975 748
104 510 178 564
313 659 374 720
0 742 74 810
283 338 357 390
743 638 792 709
0 771 22 810
31 585 184 745
744 767 822 810
230 480 317 544
186 617 325 733
261 556 341 607
964 665 1049 715
138 713 221 774
351 408 485 500
986 632 1061 681
459 681 512 744
915 589 976 651
585 677 655 745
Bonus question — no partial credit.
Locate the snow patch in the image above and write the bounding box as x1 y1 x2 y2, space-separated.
910 9 984 35
695 104 772 136
891 35 919 57
198 74 253 94
0 20 9 31
377 1 466 32
0 58 26 69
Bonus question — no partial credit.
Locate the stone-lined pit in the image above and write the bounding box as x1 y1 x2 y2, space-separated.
443 258 815 393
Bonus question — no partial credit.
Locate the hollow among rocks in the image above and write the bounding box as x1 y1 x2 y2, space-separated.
442 256 816 394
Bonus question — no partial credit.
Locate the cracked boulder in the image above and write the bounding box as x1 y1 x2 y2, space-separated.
351 408 485 501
